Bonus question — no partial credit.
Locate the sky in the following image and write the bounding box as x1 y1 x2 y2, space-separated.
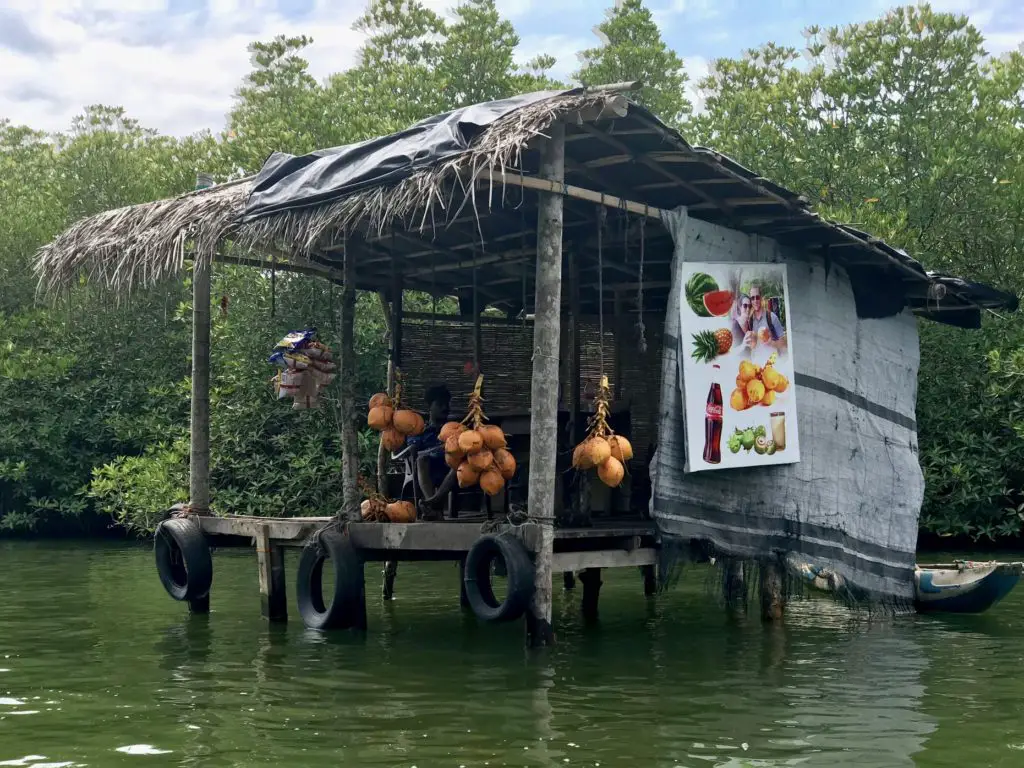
1 0 1022 137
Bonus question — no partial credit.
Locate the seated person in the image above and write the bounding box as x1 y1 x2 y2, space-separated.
404 383 458 519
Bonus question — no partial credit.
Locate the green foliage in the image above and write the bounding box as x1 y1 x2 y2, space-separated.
694 5 1024 540
2 0 1022 543
575 0 691 125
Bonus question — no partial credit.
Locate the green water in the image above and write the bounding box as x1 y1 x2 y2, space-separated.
3 542 1024 767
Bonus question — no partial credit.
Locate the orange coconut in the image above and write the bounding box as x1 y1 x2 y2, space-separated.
479 469 505 497
478 424 507 450
468 449 494 472
439 421 466 443
458 429 484 454
494 448 517 481
598 456 625 488
457 461 480 488
608 435 633 463
392 409 424 436
381 427 406 452
367 405 394 431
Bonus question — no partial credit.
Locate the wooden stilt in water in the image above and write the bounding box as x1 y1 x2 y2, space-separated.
188 173 213 616
188 595 210 615
580 568 602 622
256 523 287 622
563 571 576 591
458 559 471 610
382 560 398 601
525 121 565 648
339 235 360 521
641 564 657 596
760 558 786 622
724 559 746 607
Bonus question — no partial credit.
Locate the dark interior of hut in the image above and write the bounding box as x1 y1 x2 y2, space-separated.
362 199 673 528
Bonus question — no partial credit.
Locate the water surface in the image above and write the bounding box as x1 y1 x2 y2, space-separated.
2 541 1024 767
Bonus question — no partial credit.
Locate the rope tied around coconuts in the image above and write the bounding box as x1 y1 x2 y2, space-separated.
572 378 633 489
439 375 516 497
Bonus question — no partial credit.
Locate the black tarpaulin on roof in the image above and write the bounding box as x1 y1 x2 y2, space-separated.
241 89 570 222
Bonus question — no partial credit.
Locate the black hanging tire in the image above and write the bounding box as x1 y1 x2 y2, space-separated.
154 517 213 602
462 534 535 622
295 529 366 630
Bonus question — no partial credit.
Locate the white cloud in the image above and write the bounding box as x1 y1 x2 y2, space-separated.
683 54 710 113
0 1 366 136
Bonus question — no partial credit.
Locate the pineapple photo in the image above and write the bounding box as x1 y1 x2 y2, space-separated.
690 328 733 363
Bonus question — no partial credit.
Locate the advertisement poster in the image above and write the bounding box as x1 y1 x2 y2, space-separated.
680 263 800 472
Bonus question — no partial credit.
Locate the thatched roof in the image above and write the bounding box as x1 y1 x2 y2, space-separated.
34 86 1017 327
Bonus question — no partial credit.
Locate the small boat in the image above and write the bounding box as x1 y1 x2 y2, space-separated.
914 561 1024 614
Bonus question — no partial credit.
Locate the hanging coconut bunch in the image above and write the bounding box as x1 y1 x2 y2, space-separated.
439 375 516 497
572 375 633 488
358 476 416 523
367 371 425 453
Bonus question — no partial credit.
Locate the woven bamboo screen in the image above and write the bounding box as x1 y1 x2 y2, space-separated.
399 314 664 468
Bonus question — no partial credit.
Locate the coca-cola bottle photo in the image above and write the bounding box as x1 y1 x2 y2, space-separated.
703 364 723 464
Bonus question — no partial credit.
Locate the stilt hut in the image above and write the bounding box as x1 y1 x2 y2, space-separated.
35 84 1017 640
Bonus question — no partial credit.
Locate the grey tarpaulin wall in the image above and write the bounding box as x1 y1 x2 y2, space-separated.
650 207 921 602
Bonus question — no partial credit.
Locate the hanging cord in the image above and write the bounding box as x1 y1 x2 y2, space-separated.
597 203 606 375
637 213 648 354
520 185 527 326
431 251 437 343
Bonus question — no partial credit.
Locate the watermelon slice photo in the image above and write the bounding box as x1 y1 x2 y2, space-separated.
702 289 733 317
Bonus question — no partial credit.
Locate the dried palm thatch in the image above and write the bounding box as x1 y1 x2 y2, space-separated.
35 177 252 296
34 90 625 296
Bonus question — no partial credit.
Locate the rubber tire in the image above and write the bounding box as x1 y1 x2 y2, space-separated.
295 530 365 630
462 534 534 622
154 518 213 601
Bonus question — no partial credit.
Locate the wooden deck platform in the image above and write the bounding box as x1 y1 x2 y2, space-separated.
198 514 659 574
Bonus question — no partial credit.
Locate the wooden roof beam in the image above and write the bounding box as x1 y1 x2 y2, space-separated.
576 123 732 215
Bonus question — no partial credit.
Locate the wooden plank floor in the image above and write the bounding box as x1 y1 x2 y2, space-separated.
198 514 657 558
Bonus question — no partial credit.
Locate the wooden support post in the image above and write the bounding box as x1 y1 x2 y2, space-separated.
580 568 602 622
458 558 471 610
381 261 403 591
188 595 210 615
569 250 582 446
563 571 576 591
188 172 213 616
724 559 746 607
525 121 565 648
760 558 786 622
375 292 394 496
382 560 398 601
255 524 287 622
339 238 360 520
641 564 657 596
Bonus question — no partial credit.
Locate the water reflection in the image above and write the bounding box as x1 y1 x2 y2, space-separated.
3 543 1024 767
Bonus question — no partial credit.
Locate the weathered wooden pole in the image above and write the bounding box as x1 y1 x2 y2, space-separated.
525 121 565 648
580 567 602 623
382 260 403 598
255 523 287 622
760 557 786 622
188 171 214 615
641 564 657 597
375 292 394 495
724 559 746 607
339 237 360 520
569 250 582 446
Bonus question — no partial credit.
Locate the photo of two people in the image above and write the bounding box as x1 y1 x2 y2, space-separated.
729 277 788 357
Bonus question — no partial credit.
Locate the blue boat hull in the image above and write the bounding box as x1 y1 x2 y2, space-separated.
914 563 1021 614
